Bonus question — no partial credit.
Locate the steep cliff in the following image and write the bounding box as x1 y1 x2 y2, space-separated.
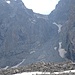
49 0 75 61
61 0 75 61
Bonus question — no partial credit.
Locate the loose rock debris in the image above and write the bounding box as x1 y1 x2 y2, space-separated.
0 61 75 75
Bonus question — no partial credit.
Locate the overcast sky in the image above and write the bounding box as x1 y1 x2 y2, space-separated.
22 0 60 15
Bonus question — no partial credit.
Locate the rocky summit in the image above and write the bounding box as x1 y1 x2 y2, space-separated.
0 0 75 68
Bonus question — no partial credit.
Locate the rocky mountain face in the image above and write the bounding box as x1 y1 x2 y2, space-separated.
0 0 75 68
61 0 75 61
51 0 75 61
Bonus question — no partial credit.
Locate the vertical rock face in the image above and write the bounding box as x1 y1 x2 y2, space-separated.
62 0 75 61
50 0 75 61
0 0 75 68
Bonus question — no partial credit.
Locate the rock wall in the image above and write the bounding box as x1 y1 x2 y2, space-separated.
0 0 75 68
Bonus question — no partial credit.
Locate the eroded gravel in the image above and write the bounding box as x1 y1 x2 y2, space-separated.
0 61 75 75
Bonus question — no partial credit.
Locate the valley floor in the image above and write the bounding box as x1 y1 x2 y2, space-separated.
0 61 75 75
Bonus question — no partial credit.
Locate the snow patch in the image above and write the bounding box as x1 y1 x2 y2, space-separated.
53 22 62 33
11 59 25 68
30 51 35 54
54 47 57 50
13 70 75 75
2 66 9 70
58 42 67 58
29 18 36 24
6 0 11 4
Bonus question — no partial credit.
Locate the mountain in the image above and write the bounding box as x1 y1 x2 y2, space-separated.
0 0 75 68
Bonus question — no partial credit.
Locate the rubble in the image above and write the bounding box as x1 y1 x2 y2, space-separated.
0 61 75 75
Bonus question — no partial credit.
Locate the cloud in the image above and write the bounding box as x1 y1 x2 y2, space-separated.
22 0 60 15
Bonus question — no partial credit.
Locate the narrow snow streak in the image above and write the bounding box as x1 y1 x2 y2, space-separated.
11 59 25 68
30 51 35 54
2 66 9 70
53 22 62 33
13 70 75 75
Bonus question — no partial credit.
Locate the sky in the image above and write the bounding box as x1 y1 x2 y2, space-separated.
22 0 60 15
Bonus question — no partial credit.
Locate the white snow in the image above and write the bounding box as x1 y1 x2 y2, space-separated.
29 18 36 24
34 14 49 20
6 0 11 4
11 59 25 68
13 70 75 75
30 51 35 54
54 47 57 50
52 69 75 74
58 42 67 58
2 66 9 70
53 22 62 33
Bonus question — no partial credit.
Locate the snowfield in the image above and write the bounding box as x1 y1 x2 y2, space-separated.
13 70 75 75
